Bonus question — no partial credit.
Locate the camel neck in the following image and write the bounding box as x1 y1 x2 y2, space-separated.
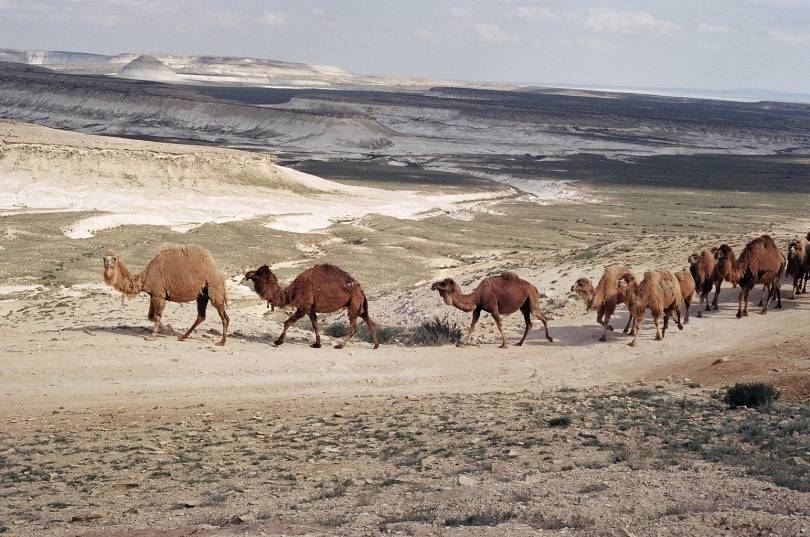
450 290 478 312
111 263 144 297
257 278 286 307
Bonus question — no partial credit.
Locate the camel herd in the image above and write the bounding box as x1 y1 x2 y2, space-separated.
101 232 810 349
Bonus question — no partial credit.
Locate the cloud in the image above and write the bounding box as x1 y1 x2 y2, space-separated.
768 28 810 44
311 7 325 17
259 9 287 26
510 5 559 23
579 8 680 34
414 28 432 39
577 36 613 49
474 23 518 43
448 7 470 18
698 22 733 34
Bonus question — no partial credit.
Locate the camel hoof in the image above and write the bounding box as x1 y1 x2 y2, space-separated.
712 305 718 311
373 343 380 350
546 336 553 343
697 311 703 318
736 311 742 318
776 304 782 310
144 335 157 341
677 324 683 331
177 336 187 342
311 342 322 348
215 341 225 347
514 341 524 347
598 335 607 342
456 342 467 348
607 325 615 332
274 339 285 346
622 329 630 334
655 335 662 341
628 341 637 347
759 309 768 315
499 345 508 349
334 343 345 349
743 310 749 317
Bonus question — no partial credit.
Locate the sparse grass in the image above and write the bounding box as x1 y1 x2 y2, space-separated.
725 382 780 408
410 316 463 346
548 416 571 428
444 510 514 527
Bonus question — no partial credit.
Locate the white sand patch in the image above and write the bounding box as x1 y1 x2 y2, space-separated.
0 285 46 298
0 138 508 238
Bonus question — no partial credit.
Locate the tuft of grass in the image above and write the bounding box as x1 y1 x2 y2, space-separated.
724 382 779 408
411 316 463 346
445 510 514 527
323 321 404 345
548 416 571 428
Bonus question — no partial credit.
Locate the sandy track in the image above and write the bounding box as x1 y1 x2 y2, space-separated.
2 285 808 417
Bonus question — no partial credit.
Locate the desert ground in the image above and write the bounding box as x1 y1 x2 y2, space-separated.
1 54 810 536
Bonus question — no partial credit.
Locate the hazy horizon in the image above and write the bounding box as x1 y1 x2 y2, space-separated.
1 0 809 94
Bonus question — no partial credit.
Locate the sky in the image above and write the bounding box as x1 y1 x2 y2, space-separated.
1 0 809 93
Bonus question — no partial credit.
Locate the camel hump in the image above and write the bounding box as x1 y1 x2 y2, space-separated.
500 272 521 281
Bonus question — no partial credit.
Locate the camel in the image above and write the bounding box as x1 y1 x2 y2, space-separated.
718 235 785 317
570 266 635 341
431 273 553 348
102 245 229 345
673 269 696 324
688 250 716 317
244 264 378 349
710 245 737 311
618 271 683 347
786 238 810 299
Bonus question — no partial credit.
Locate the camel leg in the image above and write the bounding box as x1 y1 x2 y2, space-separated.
275 308 305 346
516 305 531 346
459 306 482 347
736 289 748 318
662 311 669 338
776 280 783 309
146 296 166 341
533 307 553 343
491 310 508 349
599 303 615 342
335 311 358 349
757 284 769 307
683 297 691 324
179 293 208 342
628 315 641 347
711 281 722 311
653 312 663 341
213 302 228 346
622 313 633 334
308 309 321 348
360 303 380 349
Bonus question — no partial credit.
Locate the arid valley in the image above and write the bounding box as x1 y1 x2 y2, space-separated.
1 47 809 537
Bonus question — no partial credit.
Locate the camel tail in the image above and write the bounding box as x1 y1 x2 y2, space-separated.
362 295 369 316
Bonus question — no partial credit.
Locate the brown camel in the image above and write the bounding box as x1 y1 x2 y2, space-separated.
244 264 378 349
688 250 716 317
673 269 696 324
619 271 683 347
710 245 736 310
786 238 809 299
102 244 229 345
571 266 635 342
717 235 785 317
431 273 553 348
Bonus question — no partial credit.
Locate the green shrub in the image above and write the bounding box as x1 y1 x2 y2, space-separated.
724 382 779 408
323 321 403 345
411 316 463 346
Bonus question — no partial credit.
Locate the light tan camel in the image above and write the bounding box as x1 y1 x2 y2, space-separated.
619 271 683 347
673 269 696 324
431 273 552 348
244 264 378 349
102 245 229 345
571 266 634 342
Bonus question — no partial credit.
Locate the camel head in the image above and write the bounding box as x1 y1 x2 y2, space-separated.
244 265 281 306
102 250 121 285
570 277 594 304
788 239 803 260
688 253 699 265
431 278 458 306
617 273 638 306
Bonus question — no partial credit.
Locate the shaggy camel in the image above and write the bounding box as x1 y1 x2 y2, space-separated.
570 266 635 341
688 250 716 317
673 269 696 324
618 271 683 347
102 245 229 345
786 238 809 299
718 235 785 317
431 273 553 348
244 264 378 349
710 245 736 311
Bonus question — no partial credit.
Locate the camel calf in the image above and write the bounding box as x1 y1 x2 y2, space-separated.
688 250 716 317
618 271 684 347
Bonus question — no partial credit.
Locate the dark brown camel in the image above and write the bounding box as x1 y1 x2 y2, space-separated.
431 273 553 348
717 235 785 317
688 250 716 317
244 264 379 349
711 245 736 311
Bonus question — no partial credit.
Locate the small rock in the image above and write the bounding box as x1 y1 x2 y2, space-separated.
458 475 478 486
507 448 520 458
711 358 727 366
421 455 438 466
